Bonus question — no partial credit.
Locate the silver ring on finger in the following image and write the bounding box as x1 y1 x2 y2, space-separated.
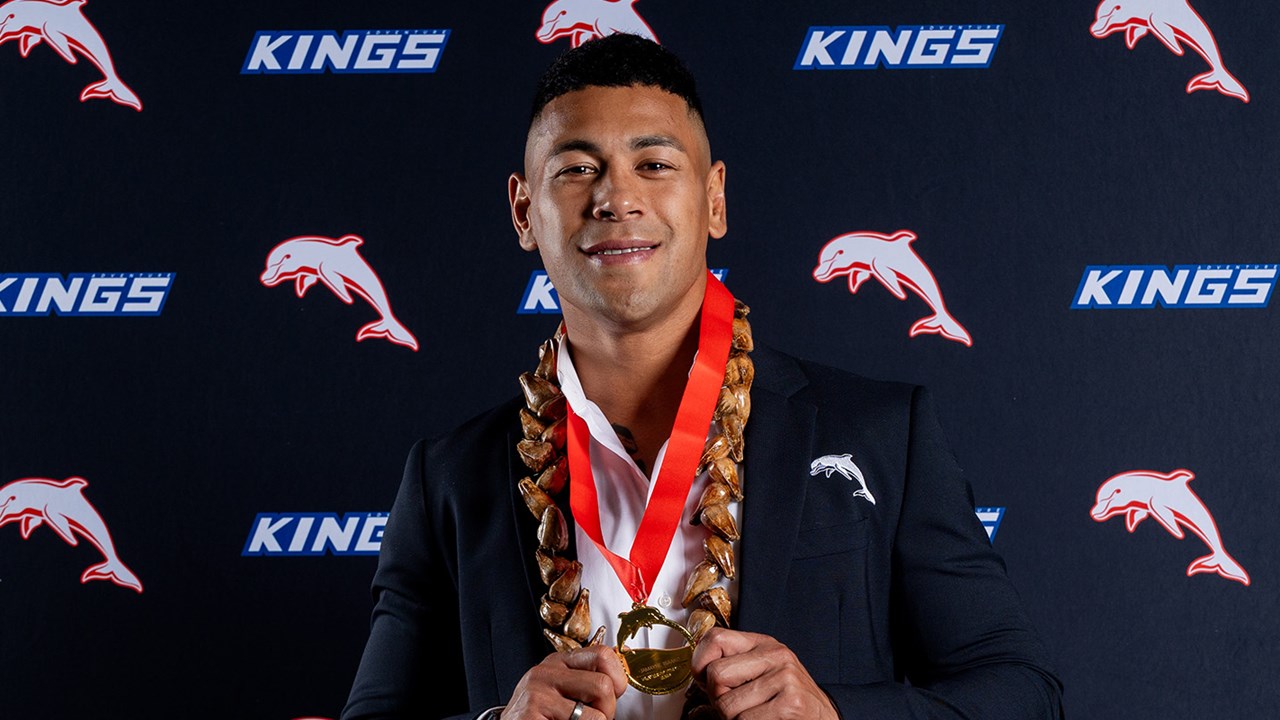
568 700 585 720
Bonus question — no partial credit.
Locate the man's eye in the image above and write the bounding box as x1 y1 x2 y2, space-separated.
640 161 674 172
558 165 595 176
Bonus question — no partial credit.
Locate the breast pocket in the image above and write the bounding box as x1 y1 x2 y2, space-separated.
792 517 869 558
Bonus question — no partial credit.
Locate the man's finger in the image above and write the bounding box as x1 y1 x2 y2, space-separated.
691 627 767 674
700 650 778 695
561 646 629 697
710 665 788 717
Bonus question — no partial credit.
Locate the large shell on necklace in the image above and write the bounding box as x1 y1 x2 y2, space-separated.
700 503 740 541
540 594 570 626
548 561 582 604
518 478 554 519
536 456 568 495
704 535 735 579
543 628 581 653
686 609 716 643
537 505 568 552
539 416 566 451
681 560 721 607
517 439 555 473
536 548 571 585
698 434 731 471
520 408 547 440
538 394 567 420
692 482 732 523
707 456 742 500
699 586 732 626
587 625 607 647
519 372 561 416
563 588 592 642
725 353 754 388
535 339 558 380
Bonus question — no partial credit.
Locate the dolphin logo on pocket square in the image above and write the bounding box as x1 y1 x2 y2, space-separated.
810 454 876 505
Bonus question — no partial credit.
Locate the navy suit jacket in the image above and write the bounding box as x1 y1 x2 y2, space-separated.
342 347 1064 719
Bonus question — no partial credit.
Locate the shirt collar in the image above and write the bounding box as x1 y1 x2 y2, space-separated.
556 338 644 469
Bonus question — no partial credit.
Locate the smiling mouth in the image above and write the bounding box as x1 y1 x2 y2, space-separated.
594 246 655 256
582 238 660 259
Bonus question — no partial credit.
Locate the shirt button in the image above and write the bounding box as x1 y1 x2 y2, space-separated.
656 592 672 608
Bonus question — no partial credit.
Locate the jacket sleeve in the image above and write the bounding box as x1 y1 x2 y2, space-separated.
823 387 1065 719
340 439 479 720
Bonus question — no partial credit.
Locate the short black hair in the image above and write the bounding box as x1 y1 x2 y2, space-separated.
529 34 704 126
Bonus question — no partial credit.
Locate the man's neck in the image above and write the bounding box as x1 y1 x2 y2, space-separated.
561 295 704 477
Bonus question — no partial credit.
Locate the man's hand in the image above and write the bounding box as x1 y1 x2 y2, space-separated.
503 646 628 720
691 628 840 720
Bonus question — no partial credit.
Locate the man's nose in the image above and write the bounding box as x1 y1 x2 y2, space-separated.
591 167 643 220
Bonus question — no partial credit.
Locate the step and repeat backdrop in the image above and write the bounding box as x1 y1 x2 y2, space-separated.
2 1 1275 718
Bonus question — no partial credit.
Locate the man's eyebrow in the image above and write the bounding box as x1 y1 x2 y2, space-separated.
549 139 601 157
547 136 687 156
631 135 686 153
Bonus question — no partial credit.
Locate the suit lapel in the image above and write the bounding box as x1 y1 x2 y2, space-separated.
735 353 815 637
508 425 581 614
507 428 547 615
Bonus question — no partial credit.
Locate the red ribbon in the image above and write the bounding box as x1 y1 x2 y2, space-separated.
567 272 735 603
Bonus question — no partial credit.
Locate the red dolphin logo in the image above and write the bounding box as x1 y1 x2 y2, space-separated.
0 0 142 110
0 476 143 592
261 234 420 351
812 229 972 346
1091 468 1249 585
536 0 658 48
1090 0 1248 102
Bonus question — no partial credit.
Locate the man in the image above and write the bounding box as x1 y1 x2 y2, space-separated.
342 34 1063 720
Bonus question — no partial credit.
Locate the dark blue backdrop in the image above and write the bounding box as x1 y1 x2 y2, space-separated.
2 1 1275 718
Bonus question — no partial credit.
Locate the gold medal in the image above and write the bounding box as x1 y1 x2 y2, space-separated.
615 603 696 695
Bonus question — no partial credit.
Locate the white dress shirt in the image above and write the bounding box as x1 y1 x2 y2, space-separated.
556 340 742 720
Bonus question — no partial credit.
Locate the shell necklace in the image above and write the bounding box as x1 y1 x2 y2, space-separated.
514 284 753 713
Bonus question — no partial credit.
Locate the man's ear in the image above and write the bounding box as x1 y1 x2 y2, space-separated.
707 161 727 239
509 173 537 251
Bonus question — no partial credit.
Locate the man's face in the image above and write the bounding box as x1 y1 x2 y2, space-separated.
509 84 726 331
